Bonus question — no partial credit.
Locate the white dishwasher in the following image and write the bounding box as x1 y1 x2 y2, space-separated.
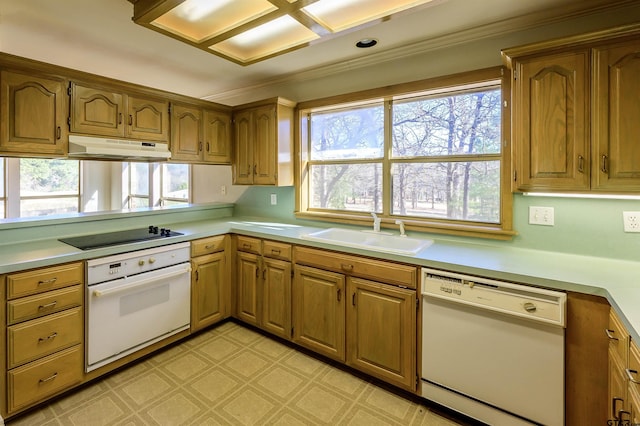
420 268 566 426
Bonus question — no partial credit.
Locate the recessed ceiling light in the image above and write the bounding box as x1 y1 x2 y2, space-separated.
356 38 378 48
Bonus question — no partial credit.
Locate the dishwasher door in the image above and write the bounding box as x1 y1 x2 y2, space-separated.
421 268 566 426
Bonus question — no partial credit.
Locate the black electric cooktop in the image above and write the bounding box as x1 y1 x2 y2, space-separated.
59 226 183 250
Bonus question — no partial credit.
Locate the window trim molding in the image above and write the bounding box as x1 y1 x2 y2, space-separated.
295 66 515 240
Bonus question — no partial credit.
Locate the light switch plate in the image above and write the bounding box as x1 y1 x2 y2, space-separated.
270 193 277 205
529 206 554 226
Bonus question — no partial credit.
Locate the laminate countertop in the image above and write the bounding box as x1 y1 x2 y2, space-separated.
1 216 639 341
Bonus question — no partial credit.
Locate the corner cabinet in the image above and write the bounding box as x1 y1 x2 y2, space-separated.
70 82 169 142
0 70 68 156
504 26 640 193
191 235 231 332
170 103 232 164
292 246 417 391
232 97 295 185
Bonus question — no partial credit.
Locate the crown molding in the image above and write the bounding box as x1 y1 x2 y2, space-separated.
202 0 635 104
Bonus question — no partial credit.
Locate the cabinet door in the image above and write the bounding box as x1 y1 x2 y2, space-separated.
292 265 345 362
346 277 416 391
170 103 202 162
191 252 229 332
513 51 590 191
609 347 628 420
262 258 291 339
70 83 124 137
236 251 260 326
233 109 253 184
127 95 169 142
203 109 231 164
593 40 640 191
253 105 277 185
0 71 67 155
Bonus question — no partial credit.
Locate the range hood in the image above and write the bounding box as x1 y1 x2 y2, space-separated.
68 135 171 161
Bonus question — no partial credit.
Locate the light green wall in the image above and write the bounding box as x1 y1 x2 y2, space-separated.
235 186 640 261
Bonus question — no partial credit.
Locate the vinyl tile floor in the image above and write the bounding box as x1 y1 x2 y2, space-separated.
6 321 471 426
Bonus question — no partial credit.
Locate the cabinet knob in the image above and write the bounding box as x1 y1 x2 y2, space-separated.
523 302 537 313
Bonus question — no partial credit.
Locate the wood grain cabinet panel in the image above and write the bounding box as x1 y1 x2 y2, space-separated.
7 285 82 325
170 103 202 162
262 257 291 338
7 262 83 299
236 251 261 326
127 95 169 142
203 109 231 164
0 70 67 156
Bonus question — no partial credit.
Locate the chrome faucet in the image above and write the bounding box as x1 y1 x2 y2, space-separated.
371 212 381 232
395 219 406 237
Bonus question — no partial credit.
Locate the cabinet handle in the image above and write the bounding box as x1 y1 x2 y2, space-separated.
37 277 58 286
38 301 58 311
206 142 210 152
128 114 133 126
626 368 640 384
118 113 123 124
337 289 341 302
613 397 624 419
340 264 354 272
199 141 203 152
247 165 251 176
205 244 215 249
242 243 251 250
619 409 631 421
253 164 257 175
39 372 58 384
601 155 609 173
352 293 356 306
195 270 199 281
263 269 266 280
38 332 58 343
56 126 61 140
605 329 619 341
577 155 584 173
271 249 281 255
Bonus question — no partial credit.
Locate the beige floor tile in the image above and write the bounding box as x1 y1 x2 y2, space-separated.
223 350 270 378
256 366 305 399
220 388 276 425
282 351 328 377
120 372 174 407
189 369 240 403
62 395 126 426
195 336 241 361
160 352 209 381
319 367 368 397
363 386 416 422
142 392 203 425
294 385 348 423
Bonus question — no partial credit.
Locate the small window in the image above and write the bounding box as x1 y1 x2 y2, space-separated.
161 163 189 206
128 162 151 208
19 158 80 217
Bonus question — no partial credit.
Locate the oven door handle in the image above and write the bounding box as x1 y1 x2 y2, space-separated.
92 264 191 298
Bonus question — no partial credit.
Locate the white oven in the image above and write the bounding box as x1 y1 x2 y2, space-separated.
86 242 191 372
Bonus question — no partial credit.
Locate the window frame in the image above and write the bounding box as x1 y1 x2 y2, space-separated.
295 66 514 240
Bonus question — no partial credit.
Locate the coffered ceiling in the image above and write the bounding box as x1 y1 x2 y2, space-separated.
0 0 635 105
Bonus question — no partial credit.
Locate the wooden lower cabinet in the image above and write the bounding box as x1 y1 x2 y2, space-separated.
346 277 416 391
262 257 291 339
292 265 346 362
191 235 231 332
236 250 261 326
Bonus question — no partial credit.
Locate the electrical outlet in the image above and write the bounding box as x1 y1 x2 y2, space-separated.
220 185 226 195
623 211 640 232
529 206 554 226
270 193 277 205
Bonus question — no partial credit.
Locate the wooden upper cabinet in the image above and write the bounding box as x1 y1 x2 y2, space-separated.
592 39 640 191
203 109 231 164
0 71 67 156
511 50 590 192
232 97 295 186
70 82 169 142
170 103 202 162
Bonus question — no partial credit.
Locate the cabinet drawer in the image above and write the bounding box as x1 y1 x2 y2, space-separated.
263 240 291 261
8 345 83 413
607 309 630 364
8 307 83 368
7 285 83 325
236 236 262 255
629 341 640 394
191 235 226 257
7 262 83 299
294 246 417 289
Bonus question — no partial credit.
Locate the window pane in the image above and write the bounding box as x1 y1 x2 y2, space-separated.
0 159 4 197
391 161 500 223
310 163 382 212
129 196 149 209
20 197 78 217
392 89 501 158
162 164 189 200
0 201 4 219
20 159 79 194
310 104 384 160
130 163 149 196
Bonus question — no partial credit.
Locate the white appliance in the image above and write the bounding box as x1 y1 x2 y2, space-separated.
86 242 191 372
68 134 171 161
420 268 566 426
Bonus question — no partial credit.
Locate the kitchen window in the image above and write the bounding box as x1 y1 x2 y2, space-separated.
19 158 80 217
124 162 190 209
297 67 514 239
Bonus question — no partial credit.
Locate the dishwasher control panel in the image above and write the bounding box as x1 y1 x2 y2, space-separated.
421 268 566 327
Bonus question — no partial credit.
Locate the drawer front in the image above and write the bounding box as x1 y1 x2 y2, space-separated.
8 345 83 413
263 240 292 261
236 236 262 255
607 309 630 364
7 285 83 325
294 246 417 288
629 341 640 393
191 235 226 257
8 307 83 368
7 262 83 299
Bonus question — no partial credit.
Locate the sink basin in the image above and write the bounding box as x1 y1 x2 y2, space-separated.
300 228 432 256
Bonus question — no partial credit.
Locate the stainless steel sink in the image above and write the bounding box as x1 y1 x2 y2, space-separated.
300 228 432 256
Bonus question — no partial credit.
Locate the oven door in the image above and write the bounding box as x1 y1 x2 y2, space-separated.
86 262 191 372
